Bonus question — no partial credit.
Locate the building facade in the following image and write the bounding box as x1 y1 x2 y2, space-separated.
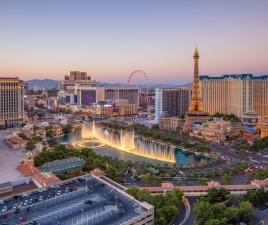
200 74 268 117
191 120 243 142
104 87 139 106
154 88 191 122
257 117 268 138
95 99 138 116
59 71 96 94
0 77 25 128
159 117 183 131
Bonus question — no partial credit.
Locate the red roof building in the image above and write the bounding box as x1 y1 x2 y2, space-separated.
18 164 40 177
32 172 61 188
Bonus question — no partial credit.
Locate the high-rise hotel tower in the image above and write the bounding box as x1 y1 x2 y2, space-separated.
0 77 25 128
200 74 268 117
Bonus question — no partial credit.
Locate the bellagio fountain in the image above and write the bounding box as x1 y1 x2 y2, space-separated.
72 121 176 163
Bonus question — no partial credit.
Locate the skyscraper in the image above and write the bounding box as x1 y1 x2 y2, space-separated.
0 77 25 128
154 88 191 122
104 87 139 106
184 48 208 130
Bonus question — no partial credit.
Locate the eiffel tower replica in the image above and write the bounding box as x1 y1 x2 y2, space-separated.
184 48 209 130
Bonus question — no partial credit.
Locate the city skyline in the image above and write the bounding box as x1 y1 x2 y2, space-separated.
0 0 268 83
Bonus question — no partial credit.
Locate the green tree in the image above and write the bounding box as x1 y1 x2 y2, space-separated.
194 201 213 225
223 113 240 122
246 188 268 207
252 137 268 151
238 201 255 224
198 178 208 185
18 132 29 140
224 206 240 224
26 141 35 151
127 188 182 225
207 188 230 204
204 218 229 225
250 168 268 180
221 174 233 185
140 174 161 187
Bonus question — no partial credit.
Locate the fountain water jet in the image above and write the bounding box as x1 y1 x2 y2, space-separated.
81 121 176 163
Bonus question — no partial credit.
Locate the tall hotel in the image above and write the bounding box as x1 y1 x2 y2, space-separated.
0 77 25 128
155 87 191 122
200 74 268 117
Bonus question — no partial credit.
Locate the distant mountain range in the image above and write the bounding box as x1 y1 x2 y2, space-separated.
27 79 59 90
26 79 191 90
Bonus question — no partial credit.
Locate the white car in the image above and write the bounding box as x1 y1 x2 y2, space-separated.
1 206 8 213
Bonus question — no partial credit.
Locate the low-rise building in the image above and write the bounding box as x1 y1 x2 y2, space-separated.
51 125 64 137
0 182 13 195
96 103 113 116
95 99 138 116
191 120 243 142
17 152 60 188
257 117 268 138
32 172 61 188
116 100 138 116
5 135 27 149
39 157 86 173
159 117 183 131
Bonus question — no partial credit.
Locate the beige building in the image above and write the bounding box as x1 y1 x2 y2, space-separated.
191 119 243 141
253 79 268 117
116 99 138 116
105 87 139 107
0 77 25 128
60 71 96 94
95 104 113 116
5 135 27 149
257 117 268 138
159 117 183 131
200 74 268 117
95 99 138 116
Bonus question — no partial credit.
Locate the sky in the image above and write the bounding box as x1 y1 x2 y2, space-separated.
0 0 267 84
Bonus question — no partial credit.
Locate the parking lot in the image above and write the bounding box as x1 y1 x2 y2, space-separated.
0 175 146 225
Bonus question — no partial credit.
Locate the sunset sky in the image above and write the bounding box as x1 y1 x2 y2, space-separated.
0 0 267 84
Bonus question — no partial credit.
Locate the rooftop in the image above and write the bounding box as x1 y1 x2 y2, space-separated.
32 172 61 187
0 174 153 225
0 182 12 190
18 164 40 177
6 136 27 145
39 157 86 173
200 74 268 81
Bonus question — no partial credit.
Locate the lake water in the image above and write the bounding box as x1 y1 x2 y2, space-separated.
57 132 212 166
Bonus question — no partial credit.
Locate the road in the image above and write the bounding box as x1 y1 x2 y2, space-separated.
171 197 198 225
171 199 186 225
183 197 198 225
253 208 268 225
211 143 268 168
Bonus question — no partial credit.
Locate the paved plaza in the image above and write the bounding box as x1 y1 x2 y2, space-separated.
0 130 25 183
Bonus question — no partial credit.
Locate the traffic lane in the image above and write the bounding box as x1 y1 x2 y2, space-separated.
184 197 198 225
171 200 186 225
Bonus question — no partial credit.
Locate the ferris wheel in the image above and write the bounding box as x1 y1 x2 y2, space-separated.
127 70 151 114
127 70 150 90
